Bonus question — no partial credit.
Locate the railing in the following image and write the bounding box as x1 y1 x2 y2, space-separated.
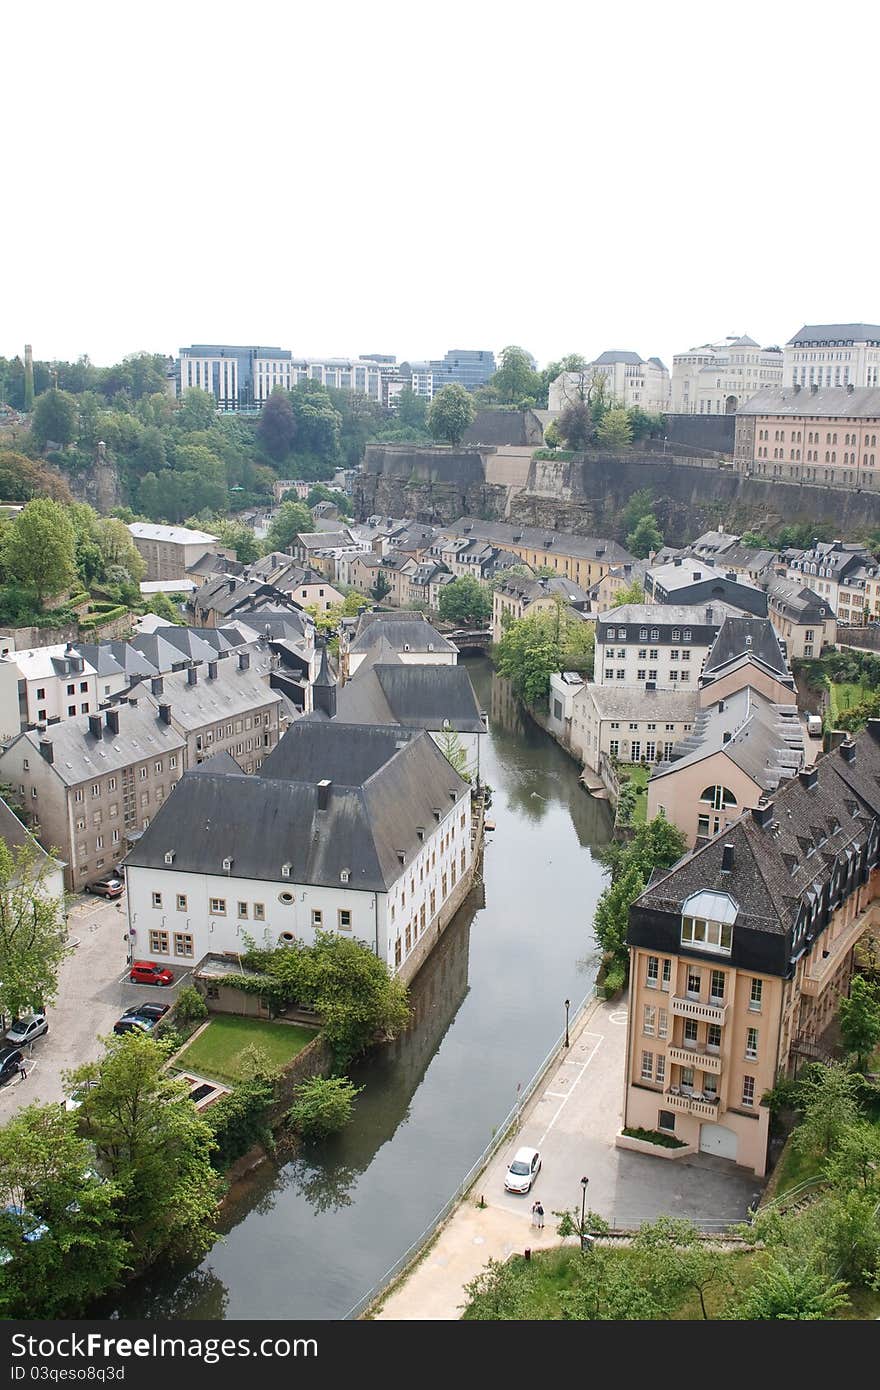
664 1088 720 1118
670 995 726 1025
800 905 879 997
667 1044 722 1074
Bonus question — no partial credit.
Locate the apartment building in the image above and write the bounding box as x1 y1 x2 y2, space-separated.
594 603 741 692
122 722 474 984
492 574 591 642
0 704 187 891
734 385 880 490
624 725 880 1174
779 538 876 623
784 324 880 389
766 577 837 659
447 518 633 589
128 523 232 582
549 351 670 414
342 614 458 679
671 335 783 415
0 642 108 741
136 653 282 772
644 558 768 617
568 683 697 775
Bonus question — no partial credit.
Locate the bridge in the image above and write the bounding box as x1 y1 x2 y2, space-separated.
445 628 492 652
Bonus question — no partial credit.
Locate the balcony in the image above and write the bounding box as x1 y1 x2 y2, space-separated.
801 905 880 998
665 1089 721 1119
671 995 727 1025
667 1044 722 1074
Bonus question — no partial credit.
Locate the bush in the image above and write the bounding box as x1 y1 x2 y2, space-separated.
622 1126 686 1149
206 1079 275 1169
174 986 208 1024
286 1075 362 1140
600 960 627 999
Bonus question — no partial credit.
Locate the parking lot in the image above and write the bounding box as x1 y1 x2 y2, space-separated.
0 892 190 1118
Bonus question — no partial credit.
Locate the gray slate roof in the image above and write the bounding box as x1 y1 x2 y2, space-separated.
737 386 880 418
335 661 484 732
136 661 280 732
0 705 186 786
766 576 836 622
586 686 698 723
448 518 633 566
594 350 644 365
652 686 803 789
787 324 880 345
702 617 791 680
350 614 457 656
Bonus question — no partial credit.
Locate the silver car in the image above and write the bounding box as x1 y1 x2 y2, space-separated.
5 1014 48 1046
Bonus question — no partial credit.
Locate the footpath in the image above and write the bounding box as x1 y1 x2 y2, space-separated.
373 993 759 1320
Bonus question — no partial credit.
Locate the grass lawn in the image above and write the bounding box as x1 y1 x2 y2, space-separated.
174 1015 318 1083
829 680 872 724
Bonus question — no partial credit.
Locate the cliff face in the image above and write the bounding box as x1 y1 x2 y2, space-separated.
356 445 508 523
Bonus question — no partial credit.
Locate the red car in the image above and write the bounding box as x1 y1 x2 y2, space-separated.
129 961 174 987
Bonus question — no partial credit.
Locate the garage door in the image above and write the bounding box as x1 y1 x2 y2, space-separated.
699 1122 738 1161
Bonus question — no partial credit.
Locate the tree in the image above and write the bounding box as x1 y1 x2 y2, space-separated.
596 407 633 449
370 569 392 602
436 725 471 781
854 930 880 988
307 484 352 517
290 382 342 459
611 579 645 607
823 1121 880 1195
560 1246 664 1321
792 1062 862 1159
257 387 297 461
838 975 880 1071
210 518 260 565
626 512 663 558
491 346 541 405
462 1257 535 1320
396 387 428 432
741 530 771 549
0 1103 129 1317
599 814 687 885
67 1032 220 1263
428 384 476 446
1 498 76 605
134 424 167 475
557 401 594 450
594 862 645 963
621 487 655 534
495 609 561 705
177 388 217 432
31 389 78 450
265 500 315 552
633 1216 731 1321
287 1075 362 1139
0 450 71 504
0 839 67 1023
725 1257 848 1320
438 576 492 627
97 517 146 583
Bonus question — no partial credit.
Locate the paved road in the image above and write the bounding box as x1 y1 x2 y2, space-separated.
0 893 190 1118
377 995 763 1319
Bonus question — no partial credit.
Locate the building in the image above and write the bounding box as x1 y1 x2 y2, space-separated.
122 721 474 983
734 385 880 490
567 683 697 775
549 351 670 414
766 577 837 659
671 336 783 416
177 346 395 410
135 653 282 773
623 725 880 1174
784 324 880 390
777 538 878 628
0 642 105 741
245 555 346 612
0 704 187 891
342 614 458 679
128 523 231 582
408 349 496 400
492 574 592 642
185 553 245 590
0 795 65 919
696 616 796 707
594 603 742 691
447 518 633 589
644 558 768 617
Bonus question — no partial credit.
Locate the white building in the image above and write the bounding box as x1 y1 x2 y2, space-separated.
343 615 459 678
784 324 880 389
594 604 741 692
0 642 130 742
549 351 670 414
122 722 473 982
671 335 783 415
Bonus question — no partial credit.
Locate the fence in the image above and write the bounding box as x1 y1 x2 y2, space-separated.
342 989 598 1320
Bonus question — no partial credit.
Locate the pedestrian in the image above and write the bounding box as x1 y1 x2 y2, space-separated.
530 1201 539 1228
535 1201 544 1230
17 1061 27 1082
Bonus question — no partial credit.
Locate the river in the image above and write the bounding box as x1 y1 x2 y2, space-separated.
110 657 613 1320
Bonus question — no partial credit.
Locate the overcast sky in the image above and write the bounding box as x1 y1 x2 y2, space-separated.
5 1 878 372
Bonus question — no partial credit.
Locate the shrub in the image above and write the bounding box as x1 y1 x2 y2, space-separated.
600 960 627 999
286 1075 362 1140
206 1079 275 1169
622 1126 686 1149
174 986 208 1024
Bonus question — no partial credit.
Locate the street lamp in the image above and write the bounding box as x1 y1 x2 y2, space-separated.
564 998 570 1048
580 1176 590 1251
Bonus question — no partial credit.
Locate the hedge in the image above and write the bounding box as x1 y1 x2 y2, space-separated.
79 605 128 630
622 1126 687 1149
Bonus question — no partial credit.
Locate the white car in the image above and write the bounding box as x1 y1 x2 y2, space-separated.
504 1145 542 1193
5 1014 48 1046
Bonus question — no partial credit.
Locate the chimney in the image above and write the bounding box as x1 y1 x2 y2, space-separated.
227 578 237 593
751 799 773 828
159 702 172 725
798 766 819 790
151 676 164 698
317 778 331 811
208 661 218 680
840 739 856 764
867 719 880 744
674 556 682 566
721 843 735 872
810 382 819 395
693 571 702 581
187 665 198 685
88 713 103 738
105 708 120 736
39 737 53 763
238 651 250 672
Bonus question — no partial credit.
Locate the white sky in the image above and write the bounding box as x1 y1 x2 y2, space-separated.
4 0 878 372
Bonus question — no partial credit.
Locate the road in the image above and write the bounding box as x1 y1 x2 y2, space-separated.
0 893 190 1118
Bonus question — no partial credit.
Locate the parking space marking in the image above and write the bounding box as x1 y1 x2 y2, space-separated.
537 1032 603 1147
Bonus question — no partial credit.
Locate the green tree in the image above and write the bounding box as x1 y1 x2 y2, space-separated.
134 424 167 475
792 1062 862 1160
436 725 471 780
596 407 633 449
210 518 260 565
68 1033 220 1263
428 384 476 446
287 1075 362 1139
599 814 686 885
76 391 102 451
594 862 645 962
177 388 217 432
0 450 71 504
626 512 663 558
396 387 428 432
290 381 342 459
0 1103 129 1317
725 1257 848 1320
491 346 541 405
1 498 76 605
495 609 561 705
611 579 645 607
257 387 297 461
633 1216 731 1321
31 389 78 450
265 500 315 552
438 576 492 626
370 569 392 602
306 484 352 517
741 530 771 549
462 1257 535 1319
97 517 146 584
0 838 67 1022
621 487 655 533
838 975 880 1070
557 401 594 450
560 1246 664 1320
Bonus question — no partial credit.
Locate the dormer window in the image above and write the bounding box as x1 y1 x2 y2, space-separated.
222 857 233 871
340 868 351 883
281 862 292 878
164 851 175 865
680 890 736 955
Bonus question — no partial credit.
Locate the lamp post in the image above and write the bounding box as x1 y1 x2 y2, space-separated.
580 1176 590 1251
564 998 570 1048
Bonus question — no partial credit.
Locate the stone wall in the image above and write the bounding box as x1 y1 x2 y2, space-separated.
356 444 507 524
660 413 736 455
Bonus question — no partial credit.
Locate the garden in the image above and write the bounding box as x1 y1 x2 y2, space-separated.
174 1014 318 1085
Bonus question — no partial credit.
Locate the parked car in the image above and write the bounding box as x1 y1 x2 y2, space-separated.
0 1047 24 1086
129 961 174 987
4 1014 48 1046
2 1204 49 1242
113 1015 157 1036
504 1145 542 1193
121 1003 170 1022
63 1079 99 1112
807 714 823 738
85 875 124 898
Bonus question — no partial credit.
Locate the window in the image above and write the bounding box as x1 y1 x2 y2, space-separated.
139 767 147 780
36 687 45 700
697 815 710 837
649 648 659 661
680 1067 695 1091
151 892 162 908
149 930 169 954
658 1009 668 1039
749 978 763 1012
209 898 226 915
108 777 116 791
174 933 194 958
176 894 187 912
684 1018 698 1044
710 970 725 1002
609 740 619 757
686 969 701 998
646 955 659 987
643 1005 656 1035
311 909 323 927
745 1027 758 1061
238 902 248 919
338 909 352 931
661 959 671 990
640 1050 654 1081
658 1110 675 1133
741 1076 755 1107
681 916 732 953
430 889 436 915
655 1055 666 1085
67 683 75 696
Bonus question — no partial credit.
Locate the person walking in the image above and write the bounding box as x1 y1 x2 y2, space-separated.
530 1201 539 1229
535 1201 544 1230
17 1060 27 1082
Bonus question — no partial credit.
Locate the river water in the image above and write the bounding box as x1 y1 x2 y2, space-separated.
111 657 613 1320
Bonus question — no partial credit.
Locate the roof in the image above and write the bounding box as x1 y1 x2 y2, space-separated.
702 617 791 681
766 576 836 622
349 614 457 656
651 686 803 789
598 601 742 627
128 523 218 545
140 580 195 595
0 705 186 786
295 530 356 551
787 324 880 345
72 643 126 679
185 552 244 578
136 660 281 732
593 350 644 366
448 518 633 566
3 642 97 684
125 723 467 892
335 661 484 733
737 386 880 418
583 686 698 723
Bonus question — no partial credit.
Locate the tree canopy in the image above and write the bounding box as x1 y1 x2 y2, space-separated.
438 576 492 627
1 498 77 603
265 499 315 552
0 837 67 1021
427 384 476 446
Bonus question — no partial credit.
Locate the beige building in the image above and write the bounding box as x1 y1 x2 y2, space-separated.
568 684 697 775
549 351 670 414
447 518 633 591
128 524 233 582
492 574 591 643
136 653 282 772
625 728 880 1174
735 384 880 490
671 335 783 415
784 323 880 390
766 577 837 659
